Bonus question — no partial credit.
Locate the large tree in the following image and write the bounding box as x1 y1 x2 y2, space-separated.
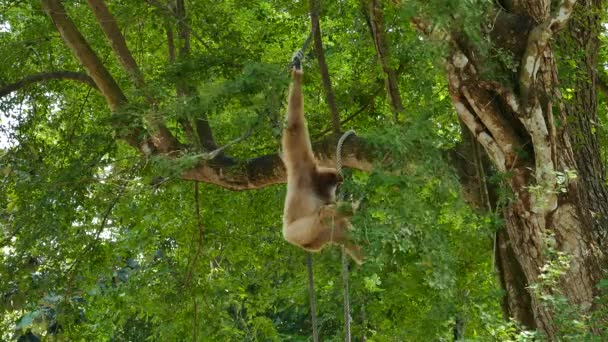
1 0 606 339
440 0 608 336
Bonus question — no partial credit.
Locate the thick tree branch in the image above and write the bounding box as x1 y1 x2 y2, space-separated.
87 0 181 153
521 101 557 213
446 53 513 171
0 71 98 98
180 135 374 190
519 0 577 106
479 81 522 114
41 0 127 111
309 0 341 136
460 85 521 162
87 0 144 88
450 95 507 172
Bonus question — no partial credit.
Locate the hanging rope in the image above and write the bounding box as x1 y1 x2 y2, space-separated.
341 247 351 342
306 253 319 342
336 130 355 174
292 15 355 339
336 129 355 342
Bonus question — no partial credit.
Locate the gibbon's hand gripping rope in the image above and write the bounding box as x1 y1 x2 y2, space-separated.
291 18 316 71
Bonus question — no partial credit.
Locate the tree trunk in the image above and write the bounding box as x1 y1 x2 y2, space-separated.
562 0 608 241
441 0 607 337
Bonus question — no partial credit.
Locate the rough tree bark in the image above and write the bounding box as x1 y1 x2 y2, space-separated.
437 0 607 337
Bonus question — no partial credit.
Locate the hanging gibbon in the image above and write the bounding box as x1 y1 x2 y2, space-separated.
281 65 363 264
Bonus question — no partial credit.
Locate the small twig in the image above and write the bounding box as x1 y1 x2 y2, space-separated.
144 0 211 51
184 182 205 287
65 162 140 291
67 87 93 144
314 86 383 139
190 128 253 160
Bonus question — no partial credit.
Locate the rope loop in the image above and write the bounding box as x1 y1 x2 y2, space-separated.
336 130 356 175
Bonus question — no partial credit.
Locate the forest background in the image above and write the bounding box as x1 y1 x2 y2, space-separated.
1 0 608 340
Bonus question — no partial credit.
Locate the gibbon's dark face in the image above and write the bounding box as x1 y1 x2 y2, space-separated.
313 169 343 204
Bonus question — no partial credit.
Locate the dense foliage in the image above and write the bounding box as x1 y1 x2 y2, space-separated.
0 0 606 341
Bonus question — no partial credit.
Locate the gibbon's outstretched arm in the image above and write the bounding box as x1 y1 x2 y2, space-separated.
282 68 314 170
281 66 364 265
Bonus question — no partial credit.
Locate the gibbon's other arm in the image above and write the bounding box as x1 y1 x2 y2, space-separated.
282 68 314 170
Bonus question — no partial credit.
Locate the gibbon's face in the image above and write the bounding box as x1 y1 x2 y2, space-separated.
314 169 343 204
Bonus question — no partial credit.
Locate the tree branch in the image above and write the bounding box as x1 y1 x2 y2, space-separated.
41 0 127 111
180 135 374 190
173 0 220 153
520 101 557 213
189 128 252 161
309 0 341 136
0 71 98 98
314 84 383 138
87 0 145 88
87 0 181 153
460 85 521 163
366 0 404 118
447 61 507 171
519 0 577 107
144 0 211 51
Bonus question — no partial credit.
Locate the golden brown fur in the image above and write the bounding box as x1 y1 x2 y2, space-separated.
281 68 363 264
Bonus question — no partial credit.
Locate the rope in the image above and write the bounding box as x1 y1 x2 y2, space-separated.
291 19 318 70
293 15 353 336
336 130 355 342
341 246 351 342
307 253 319 342
336 130 356 174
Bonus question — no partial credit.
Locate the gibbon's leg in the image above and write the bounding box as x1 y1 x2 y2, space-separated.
305 204 364 264
283 215 323 248
303 222 364 265
282 68 315 168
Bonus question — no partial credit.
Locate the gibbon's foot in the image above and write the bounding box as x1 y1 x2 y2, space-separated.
344 243 364 265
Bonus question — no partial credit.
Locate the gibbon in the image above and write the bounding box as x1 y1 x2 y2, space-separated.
281 66 363 264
